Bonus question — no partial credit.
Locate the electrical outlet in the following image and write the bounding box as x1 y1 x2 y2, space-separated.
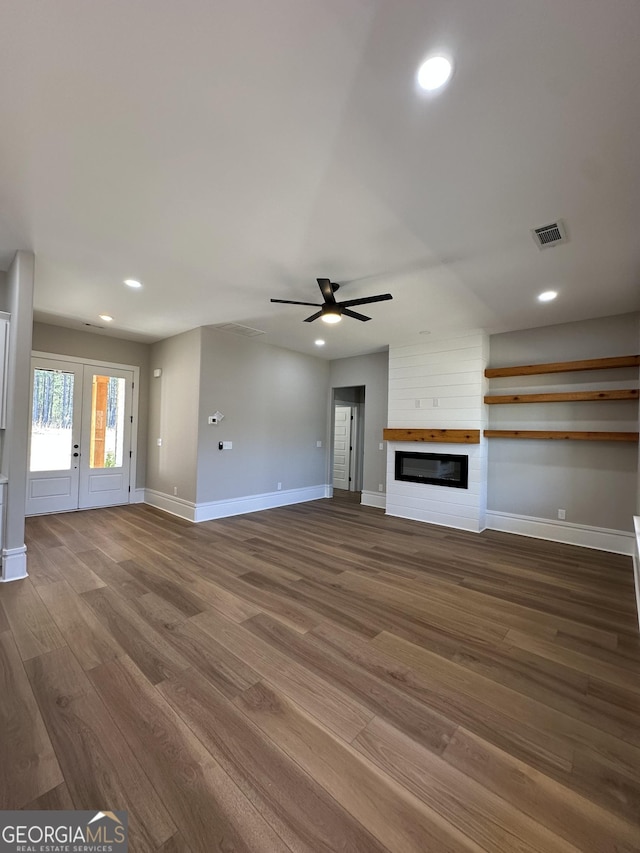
379 442 384 451
277 482 282 491
316 440 322 447
173 486 178 496
433 397 439 407
558 508 566 520
378 484 384 492
156 438 162 447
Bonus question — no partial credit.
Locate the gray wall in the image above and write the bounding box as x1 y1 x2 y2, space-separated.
196 328 329 503
147 328 202 502
487 313 640 531
32 322 151 489
329 350 388 495
1 252 34 575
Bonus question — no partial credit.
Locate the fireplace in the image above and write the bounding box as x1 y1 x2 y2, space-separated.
395 451 468 489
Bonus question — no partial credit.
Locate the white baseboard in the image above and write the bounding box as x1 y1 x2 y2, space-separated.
486 510 635 556
144 489 197 522
130 487 146 504
1 545 28 582
144 484 331 524
361 490 386 509
193 484 330 522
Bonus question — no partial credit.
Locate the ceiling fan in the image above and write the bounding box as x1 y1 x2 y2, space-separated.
270 278 393 324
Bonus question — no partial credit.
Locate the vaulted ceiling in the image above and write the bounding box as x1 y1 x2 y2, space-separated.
1 0 639 358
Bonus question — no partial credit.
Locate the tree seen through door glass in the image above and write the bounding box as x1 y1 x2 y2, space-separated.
89 375 126 468
30 368 75 472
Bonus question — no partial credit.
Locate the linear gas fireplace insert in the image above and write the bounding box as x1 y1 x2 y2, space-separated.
395 450 468 489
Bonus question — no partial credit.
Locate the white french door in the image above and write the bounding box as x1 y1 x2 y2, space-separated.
27 357 134 516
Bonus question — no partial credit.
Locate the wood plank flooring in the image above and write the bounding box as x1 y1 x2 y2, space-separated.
2 494 639 852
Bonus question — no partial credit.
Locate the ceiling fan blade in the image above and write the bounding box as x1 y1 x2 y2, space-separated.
317 278 337 305
338 293 393 308
342 308 371 322
270 299 323 307
304 310 323 323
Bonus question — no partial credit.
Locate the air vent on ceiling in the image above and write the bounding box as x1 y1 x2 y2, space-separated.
531 220 568 250
213 322 265 337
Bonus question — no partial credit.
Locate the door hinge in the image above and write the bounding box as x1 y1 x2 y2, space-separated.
130 415 133 423
349 476 352 482
129 450 132 458
128 486 131 492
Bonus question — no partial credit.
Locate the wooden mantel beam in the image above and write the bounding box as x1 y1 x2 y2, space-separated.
383 428 480 444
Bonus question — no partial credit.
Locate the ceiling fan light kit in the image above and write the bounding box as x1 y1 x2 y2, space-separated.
271 278 392 324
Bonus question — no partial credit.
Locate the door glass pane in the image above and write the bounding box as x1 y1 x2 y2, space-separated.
89 375 126 468
30 368 75 472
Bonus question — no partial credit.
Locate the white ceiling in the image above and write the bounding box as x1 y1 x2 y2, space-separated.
1 0 639 359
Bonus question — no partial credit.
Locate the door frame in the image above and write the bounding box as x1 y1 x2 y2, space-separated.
330 387 365 494
32 351 140 502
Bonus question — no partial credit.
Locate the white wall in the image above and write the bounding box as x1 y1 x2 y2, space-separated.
196 328 329 507
487 313 639 540
145 327 330 520
386 331 488 532
329 350 388 504
147 328 202 503
1 252 34 580
32 322 151 489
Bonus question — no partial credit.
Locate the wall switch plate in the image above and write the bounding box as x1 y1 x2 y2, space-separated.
316 440 322 447
379 442 384 451
378 484 384 492
222 441 232 450
558 508 566 520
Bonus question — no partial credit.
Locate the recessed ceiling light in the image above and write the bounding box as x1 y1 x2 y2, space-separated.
537 290 558 302
124 279 142 289
315 339 325 346
417 56 453 92
99 314 114 322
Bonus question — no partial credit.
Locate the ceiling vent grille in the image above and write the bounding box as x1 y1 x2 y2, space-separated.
531 220 568 250
213 322 265 337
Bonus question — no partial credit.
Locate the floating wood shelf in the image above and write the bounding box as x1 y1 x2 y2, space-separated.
483 430 639 442
484 389 639 405
485 355 640 378
383 428 480 444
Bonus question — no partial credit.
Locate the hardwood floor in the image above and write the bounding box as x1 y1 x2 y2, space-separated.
2 495 639 852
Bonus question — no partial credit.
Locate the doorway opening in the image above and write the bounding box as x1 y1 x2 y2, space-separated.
332 386 365 494
26 354 138 516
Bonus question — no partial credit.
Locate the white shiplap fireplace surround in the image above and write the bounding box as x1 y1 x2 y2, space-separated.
386 331 489 532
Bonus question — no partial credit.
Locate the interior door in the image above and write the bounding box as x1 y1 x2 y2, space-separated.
78 367 133 509
27 358 84 515
333 405 352 490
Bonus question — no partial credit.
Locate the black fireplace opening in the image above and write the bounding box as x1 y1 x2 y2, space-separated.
395 451 468 489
